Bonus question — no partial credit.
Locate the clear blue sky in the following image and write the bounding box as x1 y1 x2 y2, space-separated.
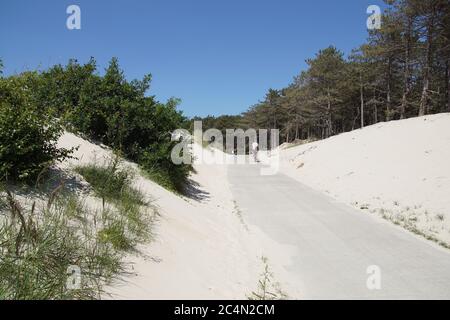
0 0 385 117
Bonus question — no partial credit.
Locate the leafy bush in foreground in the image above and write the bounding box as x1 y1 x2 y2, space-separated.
0 75 73 182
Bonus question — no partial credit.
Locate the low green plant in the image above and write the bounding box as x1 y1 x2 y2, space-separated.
75 157 152 249
98 220 132 251
139 141 194 193
0 187 122 300
248 257 288 300
75 157 137 204
0 154 155 300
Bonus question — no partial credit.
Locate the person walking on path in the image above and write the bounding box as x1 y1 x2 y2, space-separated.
251 141 259 162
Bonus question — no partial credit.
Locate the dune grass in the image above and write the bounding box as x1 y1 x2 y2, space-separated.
0 188 122 299
0 158 154 300
74 157 153 251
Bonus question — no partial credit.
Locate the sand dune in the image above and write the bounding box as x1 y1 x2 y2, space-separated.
280 113 450 247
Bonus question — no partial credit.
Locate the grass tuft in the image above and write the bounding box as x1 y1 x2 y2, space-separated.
75 156 153 251
247 256 288 300
0 188 122 299
0 156 154 299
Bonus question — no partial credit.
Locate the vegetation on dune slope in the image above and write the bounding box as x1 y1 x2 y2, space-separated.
0 57 192 192
0 58 172 299
0 158 154 300
75 157 153 250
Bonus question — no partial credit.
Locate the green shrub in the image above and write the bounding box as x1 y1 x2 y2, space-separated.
37 58 193 191
0 75 73 182
2 58 193 191
140 141 193 192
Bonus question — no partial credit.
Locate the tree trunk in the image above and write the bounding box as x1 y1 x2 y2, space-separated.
360 73 364 129
373 87 378 124
419 10 435 117
386 57 392 121
446 57 450 112
374 105 378 123
419 78 430 116
352 106 360 131
327 88 332 137
400 17 412 120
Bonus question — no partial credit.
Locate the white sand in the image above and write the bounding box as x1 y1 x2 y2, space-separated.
57 133 293 299
279 113 450 246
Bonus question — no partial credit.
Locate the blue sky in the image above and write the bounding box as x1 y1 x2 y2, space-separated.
0 0 385 117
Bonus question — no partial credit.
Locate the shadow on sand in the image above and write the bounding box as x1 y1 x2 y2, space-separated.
6 166 87 199
183 178 210 202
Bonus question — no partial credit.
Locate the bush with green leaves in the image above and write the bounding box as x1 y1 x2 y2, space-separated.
1 58 192 191
35 58 193 192
0 74 73 182
140 140 193 192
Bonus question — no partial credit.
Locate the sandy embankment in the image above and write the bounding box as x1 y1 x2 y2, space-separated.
57 133 294 299
278 113 450 246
